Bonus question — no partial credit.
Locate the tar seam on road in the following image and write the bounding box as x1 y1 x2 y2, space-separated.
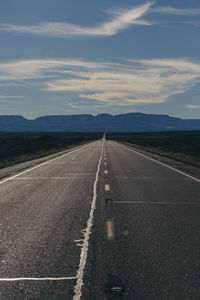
113 201 200 205
118 143 200 183
73 141 104 300
0 143 90 186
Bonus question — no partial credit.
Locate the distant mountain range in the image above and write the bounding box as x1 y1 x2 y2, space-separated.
0 113 200 132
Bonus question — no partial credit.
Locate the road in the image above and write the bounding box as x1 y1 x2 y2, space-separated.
0 139 199 299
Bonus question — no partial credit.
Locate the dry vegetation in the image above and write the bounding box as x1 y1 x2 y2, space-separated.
0 132 102 169
1 131 199 169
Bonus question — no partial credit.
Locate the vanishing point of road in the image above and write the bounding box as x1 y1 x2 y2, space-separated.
0 139 199 299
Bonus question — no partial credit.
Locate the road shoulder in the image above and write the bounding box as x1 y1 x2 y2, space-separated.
0 143 89 182
116 141 200 180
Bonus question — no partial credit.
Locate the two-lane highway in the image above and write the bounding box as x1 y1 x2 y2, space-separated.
0 139 200 299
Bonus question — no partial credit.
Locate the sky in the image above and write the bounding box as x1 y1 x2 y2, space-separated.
0 0 200 119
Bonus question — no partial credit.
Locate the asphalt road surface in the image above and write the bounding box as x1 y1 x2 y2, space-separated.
0 139 199 299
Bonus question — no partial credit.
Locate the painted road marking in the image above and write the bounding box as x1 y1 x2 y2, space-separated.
0 141 103 285
0 277 77 282
106 219 115 240
105 184 110 191
113 201 200 205
118 143 200 183
0 143 90 186
104 170 108 174
73 141 104 300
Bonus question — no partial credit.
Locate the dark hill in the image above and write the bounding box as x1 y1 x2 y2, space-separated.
0 113 200 132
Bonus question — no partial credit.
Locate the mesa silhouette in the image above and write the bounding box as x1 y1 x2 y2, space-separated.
0 113 200 132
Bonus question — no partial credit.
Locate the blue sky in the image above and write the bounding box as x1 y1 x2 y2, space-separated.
0 0 200 119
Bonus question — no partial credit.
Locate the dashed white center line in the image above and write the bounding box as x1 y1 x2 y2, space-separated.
73 141 104 300
105 184 110 191
106 219 115 240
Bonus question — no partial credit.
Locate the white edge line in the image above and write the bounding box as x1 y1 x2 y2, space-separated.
117 142 200 183
0 143 90 185
73 141 104 300
0 277 77 282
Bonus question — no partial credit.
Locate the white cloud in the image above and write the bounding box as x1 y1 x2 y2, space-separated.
45 58 200 106
0 2 153 38
1 2 200 39
0 95 23 99
0 59 107 81
68 103 79 109
0 57 200 107
186 104 200 109
153 6 200 16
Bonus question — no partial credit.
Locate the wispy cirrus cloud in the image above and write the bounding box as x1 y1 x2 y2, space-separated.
0 57 200 107
1 2 200 38
153 6 200 16
45 59 200 105
0 59 108 81
186 104 200 109
0 95 23 99
0 2 153 38
151 5 200 28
